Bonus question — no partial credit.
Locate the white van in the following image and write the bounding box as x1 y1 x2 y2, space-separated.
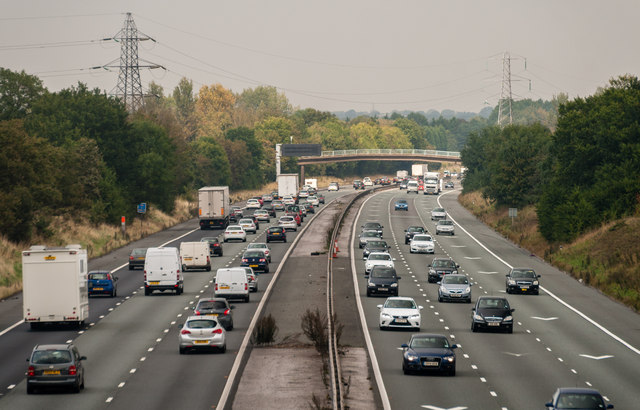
215 267 249 303
179 241 211 272
144 247 183 296
407 180 419 194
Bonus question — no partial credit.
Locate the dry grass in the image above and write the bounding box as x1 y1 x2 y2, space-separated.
458 191 640 311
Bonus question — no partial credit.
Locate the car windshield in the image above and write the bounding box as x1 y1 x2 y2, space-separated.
371 268 395 278
364 223 381 229
410 337 449 349
280 217 293 222
89 273 109 280
248 244 266 249
511 269 536 278
197 301 227 310
186 319 216 329
396 200 407 204
478 298 510 309
368 241 387 248
32 350 72 364
555 393 605 409
369 254 391 261
433 260 454 268
132 248 146 256
439 220 453 226
228 227 242 231
201 237 217 243
362 231 378 237
239 219 253 224
413 235 432 242
433 208 445 213
408 227 423 233
443 276 468 285
268 228 282 233
385 299 416 309
244 251 264 258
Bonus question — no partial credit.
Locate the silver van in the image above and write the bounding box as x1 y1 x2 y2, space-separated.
215 267 249 303
144 247 183 295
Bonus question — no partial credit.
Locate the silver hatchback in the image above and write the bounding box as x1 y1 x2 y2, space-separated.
179 316 227 354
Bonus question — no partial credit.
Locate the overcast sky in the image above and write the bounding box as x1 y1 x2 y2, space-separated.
1 0 638 114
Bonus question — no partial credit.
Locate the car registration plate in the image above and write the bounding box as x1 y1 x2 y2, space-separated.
250 264 259 268
395 318 408 323
220 285 230 289
521 288 528 291
206 313 218 317
273 232 280 235
451 294 460 297
184 257 192 261
149 281 160 285
93 287 104 291
422 361 438 367
488 322 500 326
44 370 60 375
378 288 388 292
194 340 209 344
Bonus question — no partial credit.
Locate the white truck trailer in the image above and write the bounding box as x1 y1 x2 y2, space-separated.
278 174 299 198
304 178 318 189
22 244 89 329
396 170 409 180
198 186 231 229
411 164 427 177
424 171 441 195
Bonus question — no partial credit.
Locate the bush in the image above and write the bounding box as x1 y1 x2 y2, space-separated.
251 314 278 345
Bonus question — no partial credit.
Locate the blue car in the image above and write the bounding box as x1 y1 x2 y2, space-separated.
401 333 457 376
241 250 269 273
394 199 409 211
88 270 118 297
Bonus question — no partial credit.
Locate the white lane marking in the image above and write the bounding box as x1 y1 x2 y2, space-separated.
0 320 24 337
531 316 558 321
579 354 614 360
478 271 498 274
106 397 113 403
7 384 15 389
480 378 486 383
437 190 640 356
571 369 577 374
464 257 481 260
140 357 146 361
66 339 72 343
504 352 527 357
421 406 468 410
129 368 136 373
451 245 467 248
490 391 497 397
118 382 125 388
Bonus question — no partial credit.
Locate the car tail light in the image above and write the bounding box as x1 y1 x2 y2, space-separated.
223 308 230 315
28 366 35 376
107 273 112 280
242 258 248 263
129 256 134 261
215 284 218 291
244 284 248 291
181 329 191 335
68 365 77 375
144 273 147 280
195 310 201 315
259 258 265 262
213 243 220 247
212 329 223 334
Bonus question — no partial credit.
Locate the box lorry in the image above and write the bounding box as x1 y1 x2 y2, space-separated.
304 178 318 190
424 171 441 195
396 170 408 180
411 164 427 177
198 186 231 230
278 174 299 198
22 244 89 329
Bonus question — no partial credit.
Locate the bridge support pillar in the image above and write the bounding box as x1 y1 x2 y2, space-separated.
300 165 305 188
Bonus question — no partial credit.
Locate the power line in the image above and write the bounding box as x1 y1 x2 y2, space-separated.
0 39 112 51
0 12 122 21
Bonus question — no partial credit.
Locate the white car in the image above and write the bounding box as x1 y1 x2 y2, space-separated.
328 182 339 191
246 199 261 209
223 225 246 242
238 218 257 234
377 297 422 330
364 252 395 275
247 243 271 263
307 196 319 206
431 207 447 220
435 220 455 235
282 196 295 205
278 215 298 231
409 234 435 254
363 177 373 187
298 190 309 198
253 210 270 222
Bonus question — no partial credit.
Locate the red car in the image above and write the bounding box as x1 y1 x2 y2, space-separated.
252 196 264 206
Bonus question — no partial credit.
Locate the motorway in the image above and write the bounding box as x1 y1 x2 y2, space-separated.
1 184 639 409
351 187 640 409
0 187 352 409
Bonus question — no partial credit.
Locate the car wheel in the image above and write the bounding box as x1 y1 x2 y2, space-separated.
471 323 478 332
534 290 539 295
129 265 134 271
243 238 246 242
507 326 513 334
438 295 443 302
366 290 371 297
448 367 456 377
219 251 223 257
402 364 411 375
266 239 270 243
245 295 250 303
219 344 226 354
145 288 151 296
111 289 116 298
359 244 363 249
506 288 511 294
224 238 228 243
435 231 439 235
283 239 287 243
27 385 35 394
72 381 81 393
265 266 269 273
179 347 186 354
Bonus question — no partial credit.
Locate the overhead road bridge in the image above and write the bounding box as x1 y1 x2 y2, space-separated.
297 149 461 181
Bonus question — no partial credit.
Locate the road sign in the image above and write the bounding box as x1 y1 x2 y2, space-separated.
281 144 321 157
137 203 147 214
508 208 517 217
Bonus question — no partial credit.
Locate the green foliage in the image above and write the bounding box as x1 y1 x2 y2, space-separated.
191 136 231 187
0 68 45 121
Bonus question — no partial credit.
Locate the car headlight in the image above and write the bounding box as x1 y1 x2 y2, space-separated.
504 315 513 322
380 313 392 318
368 282 375 287
390 283 398 287
508 279 516 285
429 269 435 274
444 356 455 363
410 314 421 319
533 280 539 285
440 286 447 293
473 314 484 321
463 286 471 293
406 354 418 362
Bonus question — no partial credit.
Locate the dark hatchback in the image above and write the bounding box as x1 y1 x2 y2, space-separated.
506 267 540 295
201 237 223 257
88 271 118 297
471 296 515 333
427 258 460 283
362 222 383 237
317 194 325 204
363 240 390 258
401 334 457 376
128 248 147 270
263 204 277 217
241 250 269 273
367 266 400 297
266 226 287 243
194 298 234 330
404 226 425 244
545 387 613 409
303 202 315 214
27 344 86 394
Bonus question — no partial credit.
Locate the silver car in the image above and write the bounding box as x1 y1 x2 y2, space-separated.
241 267 259 292
410 234 435 254
253 210 271 222
307 195 319 206
278 215 298 231
178 316 226 354
438 274 472 303
224 225 247 242
431 207 447 220
238 218 257 234
359 230 381 248
435 220 455 235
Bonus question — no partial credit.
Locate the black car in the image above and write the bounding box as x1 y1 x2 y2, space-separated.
263 204 276 217
317 194 325 204
363 240 390 258
404 226 425 244
505 268 540 295
303 203 315 214
128 248 147 270
201 237 223 257
241 250 269 273
401 334 457 376
353 180 365 190
545 387 613 410
27 344 86 394
266 226 287 243
194 298 234 330
427 258 460 283
366 266 400 297
229 207 244 223
362 222 383 237
471 296 515 333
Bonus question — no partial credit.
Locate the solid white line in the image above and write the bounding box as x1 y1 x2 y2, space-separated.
0 320 23 337
437 190 640 356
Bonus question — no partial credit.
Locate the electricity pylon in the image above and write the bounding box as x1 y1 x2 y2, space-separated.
497 51 513 127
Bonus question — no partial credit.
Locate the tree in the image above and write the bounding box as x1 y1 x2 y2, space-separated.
235 86 292 127
0 68 45 121
172 77 197 140
191 137 231 187
393 118 427 149
195 83 235 140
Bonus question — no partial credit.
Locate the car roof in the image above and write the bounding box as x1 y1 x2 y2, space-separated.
88 270 110 274
33 344 73 351
368 252 391 257
384 296 415 302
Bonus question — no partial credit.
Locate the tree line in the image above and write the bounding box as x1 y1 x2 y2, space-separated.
461 75 640 242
